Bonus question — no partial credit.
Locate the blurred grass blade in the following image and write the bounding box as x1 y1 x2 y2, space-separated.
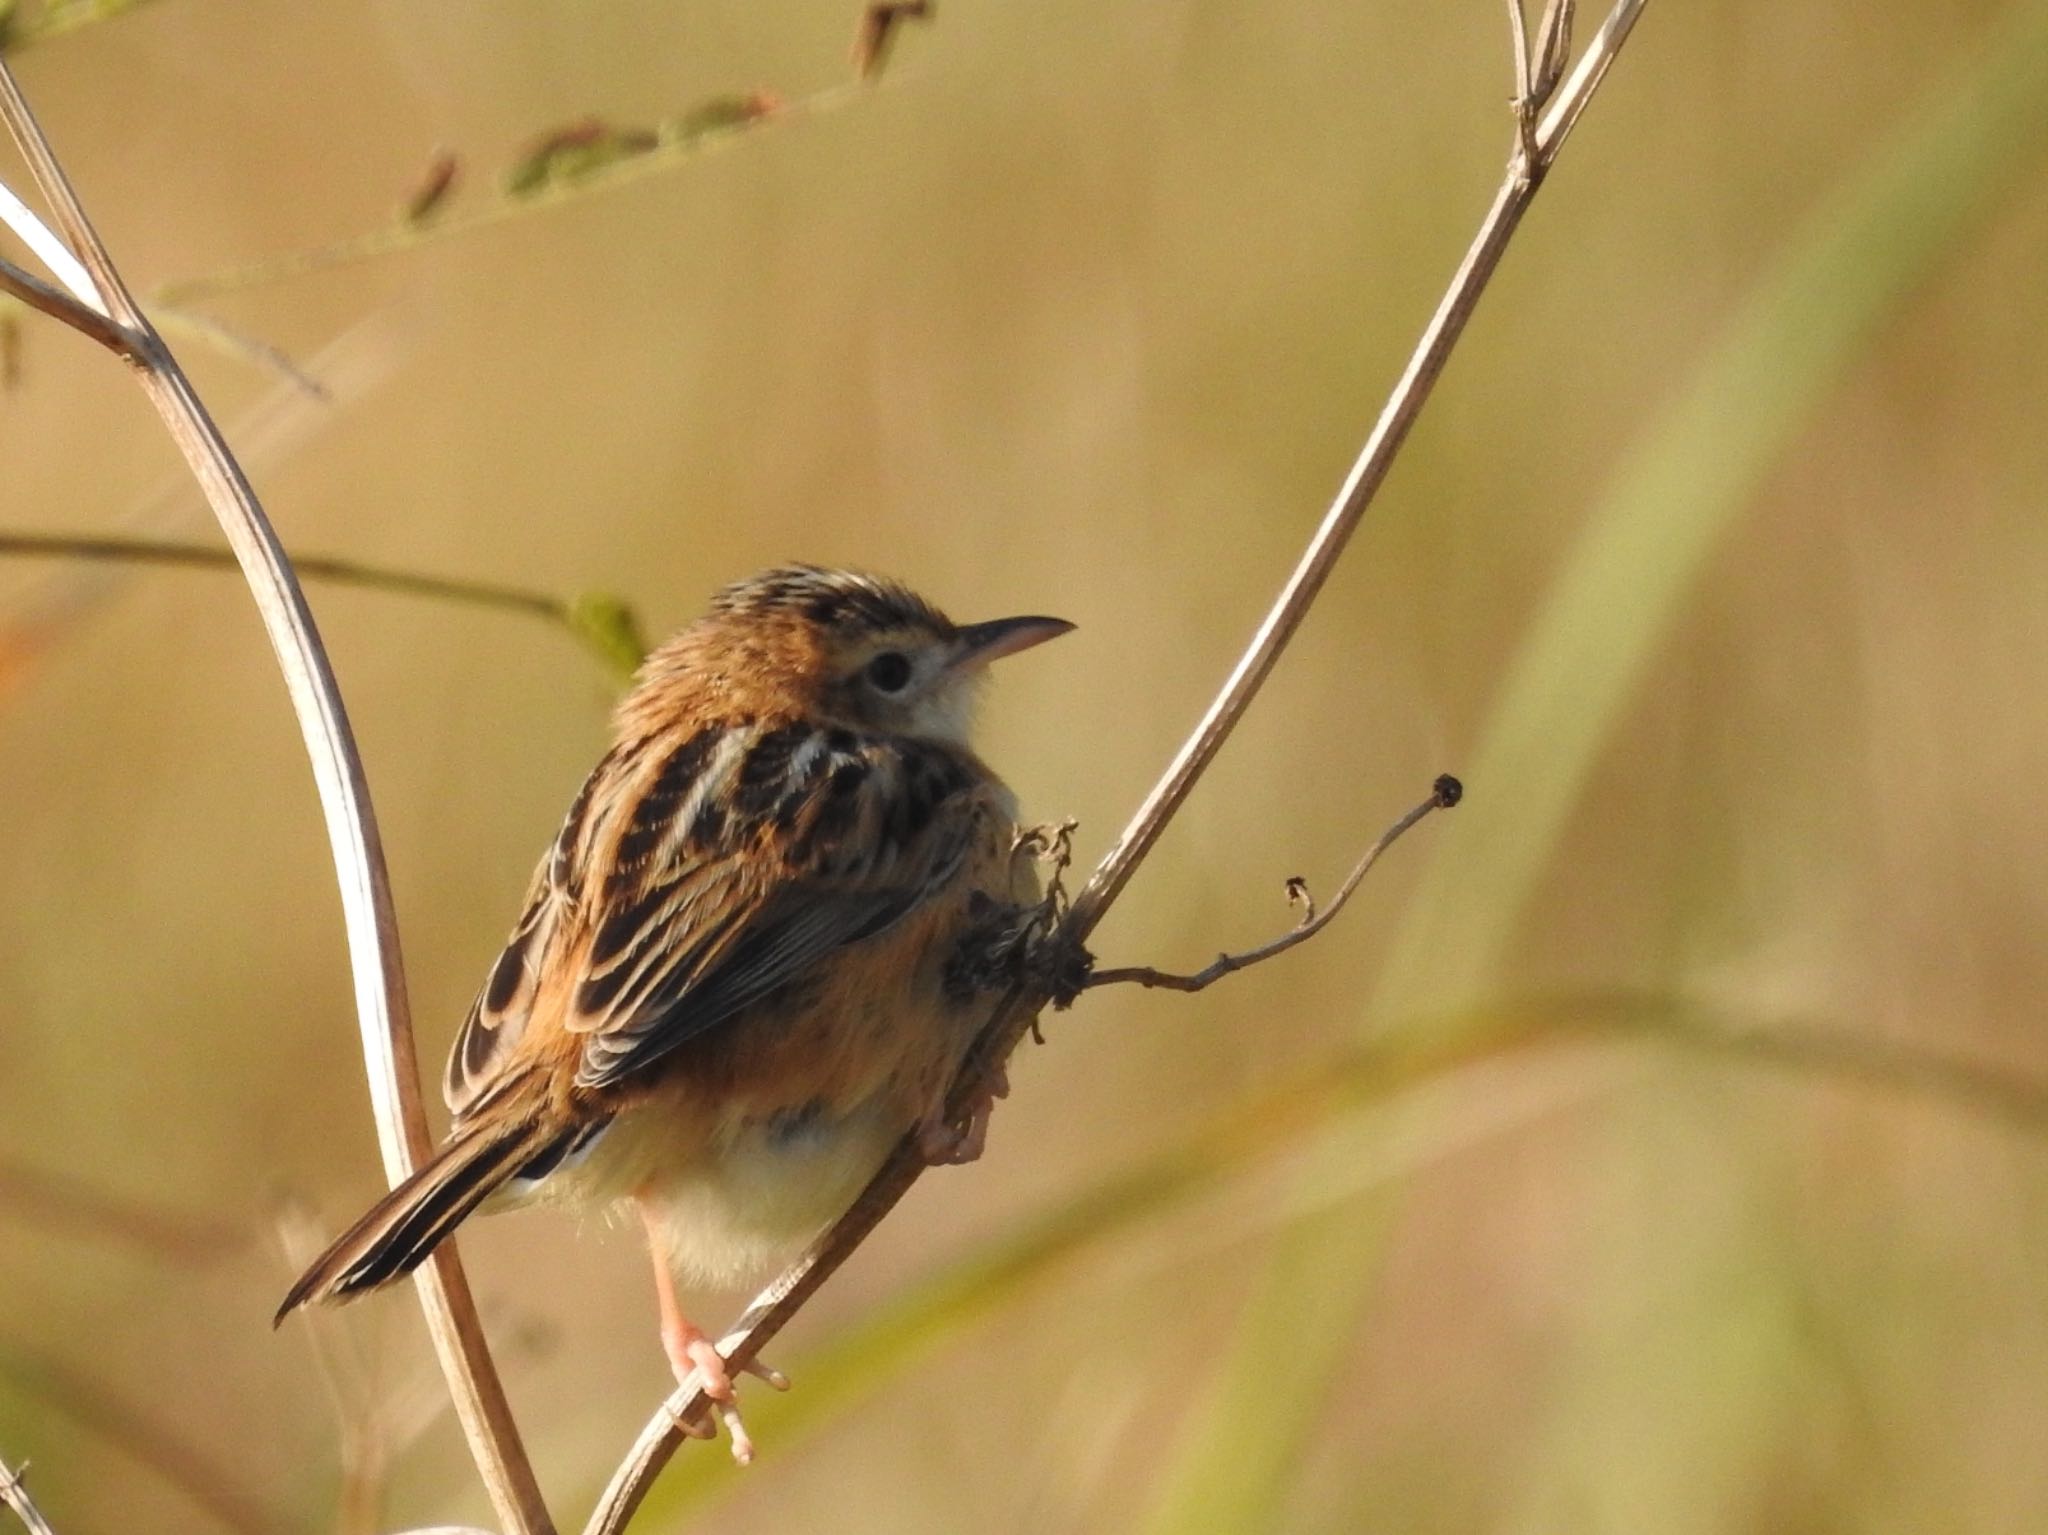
1136 1197 1393 1535
1380 0 2048 1014
618 1011 1538 1525
616 992 2048 1523
1141 4 2048 1531
0 1344 275 1535
0 1156 244 1259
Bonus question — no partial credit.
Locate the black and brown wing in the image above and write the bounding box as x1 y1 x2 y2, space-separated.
440 740 631 1119
446 719 987 1107
562 721 986 1091
280 721 987 1318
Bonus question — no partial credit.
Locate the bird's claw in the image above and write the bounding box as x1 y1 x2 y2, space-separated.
659 1323 788 1464
919 1061 1010 1166
659 1342 786 1465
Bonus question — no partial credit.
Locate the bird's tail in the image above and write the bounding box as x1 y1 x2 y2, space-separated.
275 1109 561 1325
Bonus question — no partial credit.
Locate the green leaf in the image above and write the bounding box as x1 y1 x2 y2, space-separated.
565 591 649 682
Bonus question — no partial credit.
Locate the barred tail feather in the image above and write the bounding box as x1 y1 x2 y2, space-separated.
275 1115 560 1325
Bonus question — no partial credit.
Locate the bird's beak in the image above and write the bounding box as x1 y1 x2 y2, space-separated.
948 614 1075 672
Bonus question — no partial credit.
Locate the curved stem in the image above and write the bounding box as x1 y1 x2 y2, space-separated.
0 61 554 1535
583 3 1654 1529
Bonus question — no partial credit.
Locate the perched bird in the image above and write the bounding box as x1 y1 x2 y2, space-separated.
278 564 1070 1413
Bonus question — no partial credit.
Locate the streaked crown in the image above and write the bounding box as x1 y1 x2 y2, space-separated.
710 565 954 639
626 564 1071 747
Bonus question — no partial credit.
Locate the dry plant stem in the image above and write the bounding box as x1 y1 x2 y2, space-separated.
587 3 1650 1529
1087 777 1460 994
0 62 553 1535
0 251 135 354
156 79 880 307
0 1462 56 1535
1507 0 1536 151
1534 0 1575 97
0 531 568 623
1507 0 1574 164
148 303 330 398
1070 0 1644 934
0 175 99 304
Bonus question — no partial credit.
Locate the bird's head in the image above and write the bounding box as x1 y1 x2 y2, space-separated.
649 565 1071 744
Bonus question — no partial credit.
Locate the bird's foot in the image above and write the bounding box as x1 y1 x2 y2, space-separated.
918 1060 1010 1166
657 1317 789 1465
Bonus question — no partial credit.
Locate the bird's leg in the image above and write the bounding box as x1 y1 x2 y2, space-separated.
918 1058 1011 1166
630 1211 782 1424
647 1242 733 1401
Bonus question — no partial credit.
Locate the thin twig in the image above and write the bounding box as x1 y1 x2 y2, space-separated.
1067 0 1643 936
1506 0 1536 164
7 531 562 629
0 174 99 306
0 530 561 617
0 251 136 355
0 280 336 390
0 61 554 1535
154 79 873 307
0 1461 56 1535
583 2 1651 1528
1088 775 1461 994
1533 0 1574 101
851 0 931 80
0 529 647 678
148 304 331 398
1533 0 1644 156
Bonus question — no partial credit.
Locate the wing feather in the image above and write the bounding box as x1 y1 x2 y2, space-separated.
444 854 560 1117
445 719 985 1109
568 724 978 1090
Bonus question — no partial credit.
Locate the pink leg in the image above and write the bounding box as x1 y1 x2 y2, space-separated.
635 1198 789 1462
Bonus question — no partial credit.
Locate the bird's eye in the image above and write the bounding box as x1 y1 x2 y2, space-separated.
865 651 913 693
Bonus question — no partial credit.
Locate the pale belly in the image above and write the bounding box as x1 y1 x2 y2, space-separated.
485 1091 906 1287
632 1098 902 1287
482 787 1036 1287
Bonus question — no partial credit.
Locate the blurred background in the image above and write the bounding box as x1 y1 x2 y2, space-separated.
3 0 2047 1530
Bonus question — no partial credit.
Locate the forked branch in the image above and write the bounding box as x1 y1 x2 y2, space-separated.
1088 775 1462 995
0 58 554 1535
0 0 1648 1526
586 1 1651 1529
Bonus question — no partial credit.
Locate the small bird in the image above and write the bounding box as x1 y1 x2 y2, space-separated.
279 564 1070 1417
